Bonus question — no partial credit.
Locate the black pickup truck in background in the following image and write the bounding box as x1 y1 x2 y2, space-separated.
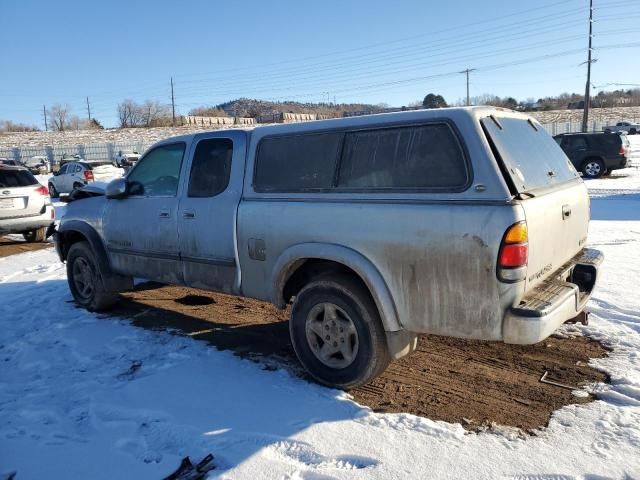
554 132 631 179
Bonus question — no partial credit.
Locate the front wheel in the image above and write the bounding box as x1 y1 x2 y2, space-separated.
582 158 605 179
66 241 118 311
289 275 390 389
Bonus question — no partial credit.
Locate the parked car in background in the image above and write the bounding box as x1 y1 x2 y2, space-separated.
114 150 140 168
0 164 54 241
554 132 630 178
48 161 124 197
54 107 602 389
53 153 84 173
603 121 640 135
0 158 20 167
23 155 50 175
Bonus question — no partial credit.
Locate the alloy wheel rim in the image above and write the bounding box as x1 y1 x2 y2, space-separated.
585 162 601 176
72 257 94 299
305 302 359 369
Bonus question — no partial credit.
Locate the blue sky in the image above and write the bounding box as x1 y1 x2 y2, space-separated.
1 0 639 128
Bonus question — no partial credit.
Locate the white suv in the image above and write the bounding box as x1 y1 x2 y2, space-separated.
0 165 54 241
48 161 124 197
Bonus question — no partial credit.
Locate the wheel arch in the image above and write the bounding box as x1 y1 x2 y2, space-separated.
271 243 402 332
59 220 133 293
58 220 111 273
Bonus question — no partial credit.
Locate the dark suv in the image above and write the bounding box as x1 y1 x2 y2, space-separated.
554 132 630 178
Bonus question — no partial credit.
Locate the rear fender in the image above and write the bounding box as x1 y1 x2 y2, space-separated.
271 243 402 333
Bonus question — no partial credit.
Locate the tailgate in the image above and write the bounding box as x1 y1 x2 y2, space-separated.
481 114 588 292
518 182 589 290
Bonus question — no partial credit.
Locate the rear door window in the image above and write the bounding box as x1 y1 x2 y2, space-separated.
482 116 579 193
0 170 38 187
254 132 342 192
188 138 233 197
567 136 588 149
337 123 468 190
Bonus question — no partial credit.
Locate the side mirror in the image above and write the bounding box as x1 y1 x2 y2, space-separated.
106 178 128 199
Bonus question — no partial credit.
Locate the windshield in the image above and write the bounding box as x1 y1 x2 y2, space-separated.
482 116 579 193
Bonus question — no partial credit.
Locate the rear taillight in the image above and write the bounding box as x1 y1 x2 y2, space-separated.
34 184 49 196
619 145 626 155
51 207 55 219
84 170 94 181
498 222 528 282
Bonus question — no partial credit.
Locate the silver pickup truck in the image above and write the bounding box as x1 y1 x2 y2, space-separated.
54 107 603 389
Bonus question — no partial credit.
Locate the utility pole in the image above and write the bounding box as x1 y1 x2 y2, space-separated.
459 68 475 106
581 0 594 133
170 77 176 127
43 105 48 131
86 96 91 121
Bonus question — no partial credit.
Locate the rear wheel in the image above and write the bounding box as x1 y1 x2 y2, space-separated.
602 169 612 177
23 227 46 243
582 158 605 179
630 128 637 135
289 275 390 389
48 182 58 198
66 241 118 311
72 182 83 191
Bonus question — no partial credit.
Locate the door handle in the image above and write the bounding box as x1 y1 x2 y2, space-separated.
159 210 170 218
183 210 195 219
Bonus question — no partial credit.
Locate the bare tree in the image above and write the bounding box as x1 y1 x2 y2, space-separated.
47 104 72 131
117 99 139 128
0 120 39 132
118 99 170 128
140 100 171 127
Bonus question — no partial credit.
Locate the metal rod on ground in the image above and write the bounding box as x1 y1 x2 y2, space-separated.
171 77 176 127
581 0 594 133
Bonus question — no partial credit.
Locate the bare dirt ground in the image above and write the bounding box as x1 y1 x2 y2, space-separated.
113 283 609 433
0 236 52 257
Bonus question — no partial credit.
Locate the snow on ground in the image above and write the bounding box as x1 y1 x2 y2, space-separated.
1 143 640 479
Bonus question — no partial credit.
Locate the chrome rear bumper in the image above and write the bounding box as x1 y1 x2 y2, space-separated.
503 248 604 344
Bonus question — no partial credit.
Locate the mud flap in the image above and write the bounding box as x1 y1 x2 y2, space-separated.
386 330 418 360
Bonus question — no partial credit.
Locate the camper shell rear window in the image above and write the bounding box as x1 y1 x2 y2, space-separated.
482 116 579 193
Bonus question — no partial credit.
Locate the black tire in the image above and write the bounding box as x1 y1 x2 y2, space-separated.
630 128 637 135
582 158 605 179
23 227 46 243
289 275 390 389
604 129 612 134
66 241 118 312
48 182 58 198
73 182 83 191
602 169 612 177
